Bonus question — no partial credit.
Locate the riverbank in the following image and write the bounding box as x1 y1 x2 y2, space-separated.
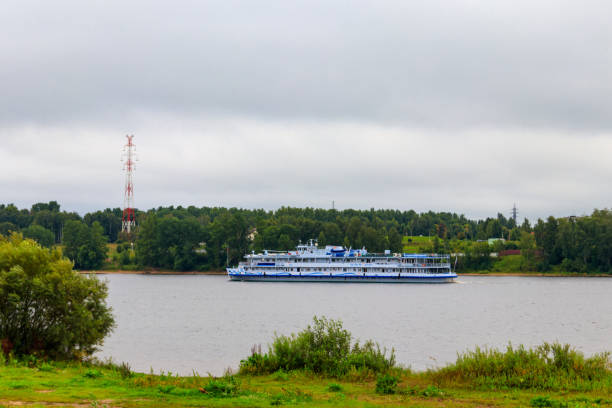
2 362 610 407
459 272 612 277
78 269 612 277
79 269 226 275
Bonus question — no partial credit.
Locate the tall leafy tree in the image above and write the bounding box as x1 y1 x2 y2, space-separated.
388 227 402 253
0 222 18 236
63 220 108 269
21 225 55 248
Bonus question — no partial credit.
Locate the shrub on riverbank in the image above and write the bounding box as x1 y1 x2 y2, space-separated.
239 316 395 377
430 342 612 390
0 233 115 359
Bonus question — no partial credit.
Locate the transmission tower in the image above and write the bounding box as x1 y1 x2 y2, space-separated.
511 203 518 225
121 135 137 234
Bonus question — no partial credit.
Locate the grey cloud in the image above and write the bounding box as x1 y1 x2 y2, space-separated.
1 118 611 220
1 0 611 130
1 1 612 220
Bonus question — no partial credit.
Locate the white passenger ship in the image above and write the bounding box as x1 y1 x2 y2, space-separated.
227 240 457 283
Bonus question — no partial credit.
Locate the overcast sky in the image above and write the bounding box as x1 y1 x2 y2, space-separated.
1 0 611 220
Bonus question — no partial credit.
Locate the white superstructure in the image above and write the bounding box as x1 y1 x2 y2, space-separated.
227 240 456 283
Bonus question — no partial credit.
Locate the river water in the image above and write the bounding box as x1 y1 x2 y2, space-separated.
96 275 612 375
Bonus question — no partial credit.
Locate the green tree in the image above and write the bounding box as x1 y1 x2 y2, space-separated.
534 216 561 265
0 233 115 358
0 204 31 229
521 218 532 232
63 220 108 269
491 239 505 254
432 236 442 253
520 231 537 270
0 222 18 236
388 227 402 253
136 215 206 271
84 208 122 242
119 250 131 266
317 231 327 246
509 227 521 241
462 242 492 270
21 225 55 248
359 227 378 252
322 222 343 245
485 219 503 238
31 201 60 213
435 222 448 239
135 214 160 267
33 210 64 244
278 234 293 251
346 217 362 247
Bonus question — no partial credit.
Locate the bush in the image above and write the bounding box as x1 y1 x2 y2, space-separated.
239 316 395 377
430 342 612 390
375 373 398 394
0 233 115 359
529 395 573 407
83 369 103 378
118 362 134 379
270 370 288 381
327 383 343 392
420 384 445 397
202 376 240 397
530 396 555 407
38 362 54 372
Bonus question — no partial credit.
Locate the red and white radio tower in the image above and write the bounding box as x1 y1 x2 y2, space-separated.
121 135 137 233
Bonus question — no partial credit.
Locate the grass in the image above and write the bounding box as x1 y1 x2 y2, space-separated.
402 235 433 253
490 254 527 272
431 343 612 392
1 319 611 407
1 359 611 407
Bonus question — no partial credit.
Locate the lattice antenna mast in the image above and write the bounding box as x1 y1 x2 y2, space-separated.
511 203 518 225
121 135 137 233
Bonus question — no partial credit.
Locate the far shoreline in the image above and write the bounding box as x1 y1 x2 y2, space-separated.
78 270 612 277
78 269 226 275
460 272 612 277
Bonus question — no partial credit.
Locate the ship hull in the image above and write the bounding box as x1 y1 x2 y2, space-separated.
228 274 456 283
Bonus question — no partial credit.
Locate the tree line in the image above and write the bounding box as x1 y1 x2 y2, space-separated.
533 210 612 273
1 202 611 273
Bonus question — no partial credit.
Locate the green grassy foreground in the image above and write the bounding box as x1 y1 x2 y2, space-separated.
2 317 611 407
1 360 611 408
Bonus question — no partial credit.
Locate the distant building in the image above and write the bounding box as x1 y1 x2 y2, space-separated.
487 238 506 245
499 249 521 257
